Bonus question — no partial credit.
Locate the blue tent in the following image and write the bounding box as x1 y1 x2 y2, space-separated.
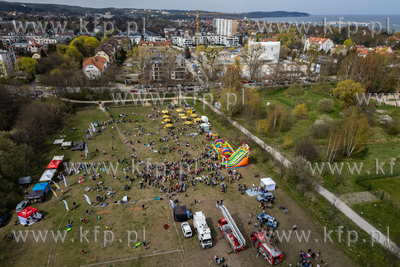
32 183 50 195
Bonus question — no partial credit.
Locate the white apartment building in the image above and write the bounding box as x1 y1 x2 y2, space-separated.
192 34 208 45
249 40 280 63
0 50 16 76
171 36 193 47
213 18 237 37
144 36 167 42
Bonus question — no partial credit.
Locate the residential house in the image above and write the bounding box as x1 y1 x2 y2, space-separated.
95 50 110 63
83 56 108 78
304 37 334 53
32 52 41 59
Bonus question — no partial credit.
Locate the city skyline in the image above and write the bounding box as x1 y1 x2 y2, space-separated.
4 0 400 16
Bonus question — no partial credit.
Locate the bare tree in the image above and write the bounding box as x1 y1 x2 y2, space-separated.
241 43 266 81
196 48 222 85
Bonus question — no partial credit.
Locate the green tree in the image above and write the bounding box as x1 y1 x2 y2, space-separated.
293 103 308 119
343 38 356 48
184 47 191 59
70 36 100 57
0 144 36 183
47 43 57 54
57 44 83 64
333 79 365 107
40 48 47 58
15 57 39 77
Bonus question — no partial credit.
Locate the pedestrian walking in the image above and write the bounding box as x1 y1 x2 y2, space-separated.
293 224 297 231
112 147 114 151
83 218 86 224
249 213 252 219
82 250 85 255
106 225 109 230
142 204 145 210
194 198 197 204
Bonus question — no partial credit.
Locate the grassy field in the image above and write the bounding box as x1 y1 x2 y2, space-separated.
213 85 400 255
0 103 358 267
192 96 398 267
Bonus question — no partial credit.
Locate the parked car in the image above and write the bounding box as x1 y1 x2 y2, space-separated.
0 213 10 227
181 222 193 238
148 89 156 92
129 89 137 92
257 214 278 228
16 201 28 213
256 192 274 202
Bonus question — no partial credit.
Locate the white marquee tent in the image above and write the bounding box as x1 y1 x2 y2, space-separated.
61 141 72 147
260 178 276 191
53 139 64 145
39 169 56 182
52 155 64 161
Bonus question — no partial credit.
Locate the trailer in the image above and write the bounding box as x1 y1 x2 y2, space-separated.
216 203 246 252
250 230 283 265
193 211 213 249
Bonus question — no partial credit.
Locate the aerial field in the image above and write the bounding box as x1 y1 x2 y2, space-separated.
0 103 354 267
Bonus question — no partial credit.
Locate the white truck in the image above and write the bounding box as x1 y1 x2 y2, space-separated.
193 211 213 249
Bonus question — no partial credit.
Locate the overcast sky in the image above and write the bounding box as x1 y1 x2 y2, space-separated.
7 0 400 15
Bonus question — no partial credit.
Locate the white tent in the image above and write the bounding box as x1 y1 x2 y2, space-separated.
61 141 72 147
200 123 210 132
17 207 42 226
52 155 64 161
260 178 276 191
122 196 129 202
53 139 64 144
201 116 208 123
39 169 56 182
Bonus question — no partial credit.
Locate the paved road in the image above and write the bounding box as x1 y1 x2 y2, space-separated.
59 96 400 256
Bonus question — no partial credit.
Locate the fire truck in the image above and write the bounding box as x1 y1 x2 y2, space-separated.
250 230 283 265
216 202 246 252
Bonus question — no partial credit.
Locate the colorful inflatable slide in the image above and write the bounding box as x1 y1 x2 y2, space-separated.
222 143 250 169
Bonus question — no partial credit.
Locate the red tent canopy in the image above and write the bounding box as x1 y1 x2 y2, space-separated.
47 160 62 169
17 206 38 218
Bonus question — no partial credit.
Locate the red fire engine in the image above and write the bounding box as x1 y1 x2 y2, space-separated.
216 203 246 253
251 230 283 265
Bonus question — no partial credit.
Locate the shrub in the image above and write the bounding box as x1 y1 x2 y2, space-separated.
294 136 319 161
310 115 335 139
317 98 334 113
382 118 400 135
286 82 303 96
293 103 308 119
283 136 293 149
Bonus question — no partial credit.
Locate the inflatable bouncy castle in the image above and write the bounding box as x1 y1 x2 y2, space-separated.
212 139 234 160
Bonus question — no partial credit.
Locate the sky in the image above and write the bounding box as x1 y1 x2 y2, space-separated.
6 0 400 15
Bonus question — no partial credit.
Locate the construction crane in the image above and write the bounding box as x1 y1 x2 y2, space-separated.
216 202 246 252
186 9 224 47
